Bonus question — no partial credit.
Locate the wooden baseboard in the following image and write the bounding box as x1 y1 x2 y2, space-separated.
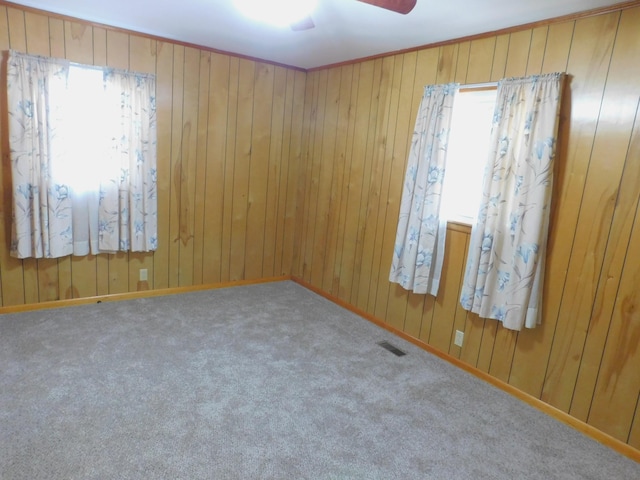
0 275 292 314
291 276 640 464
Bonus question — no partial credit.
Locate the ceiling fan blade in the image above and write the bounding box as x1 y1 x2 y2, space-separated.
357 0 417 15
291 15 315 31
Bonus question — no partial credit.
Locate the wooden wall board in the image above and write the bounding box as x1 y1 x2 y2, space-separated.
201 53 230 284
427 229 467 353
153 41 174 290
220 57 240 282
587 199 640 441
368 55 404 319
244 63 274 280
175 47 200 286
310 68 340 288
280 69 306 276
349 59 383 307
263 66 287 278
525 26 548 75
466 37 496 84
383 51 419 329
329 64 357 296
228 60 255 281
336 62 373 302
541 11 627 412
355 56 393 311
168 45 185 287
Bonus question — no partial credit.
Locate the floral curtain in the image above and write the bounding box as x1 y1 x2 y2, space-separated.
7 51 72 258
459 73 565 331
7 50 157 259
98 69 158 252
389 83 459 295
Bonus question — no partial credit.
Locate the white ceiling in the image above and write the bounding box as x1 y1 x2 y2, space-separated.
9 0 628 69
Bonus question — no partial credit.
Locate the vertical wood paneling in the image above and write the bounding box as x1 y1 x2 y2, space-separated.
384 51 418 329
245 63 273 280
280 69 306 275
202 52 229 284
168 45 185 287
229 59 255 281
542 12 626 412
356 56 393 311
220 57 240 282
349 59 383 306
368 55 403 318
177 47 200 286
325 65 354 295
263 66 287 277
4 0 640 453
295 4 640 451
1 5 303 304
334 63 365 300
154 41 174 290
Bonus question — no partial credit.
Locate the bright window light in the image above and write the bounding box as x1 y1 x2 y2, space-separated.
50 66 114 195
440 88 497 224
233 0 317 27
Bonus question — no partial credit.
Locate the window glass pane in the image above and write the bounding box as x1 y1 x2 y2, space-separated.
51 65 110 194
441 88 496 224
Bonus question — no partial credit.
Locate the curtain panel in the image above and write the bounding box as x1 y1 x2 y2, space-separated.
7 50 157 259
389 83 459 296
460 72 565 331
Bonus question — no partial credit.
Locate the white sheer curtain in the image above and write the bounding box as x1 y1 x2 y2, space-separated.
389 83 458 296
7 51 157 259
460 73 565 331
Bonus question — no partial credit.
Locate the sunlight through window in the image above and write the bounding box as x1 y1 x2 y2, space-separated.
50 66 116 195
441 88 497 224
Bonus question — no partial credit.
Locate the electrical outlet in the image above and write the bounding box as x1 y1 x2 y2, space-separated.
454 330 464 347
139 268 148 281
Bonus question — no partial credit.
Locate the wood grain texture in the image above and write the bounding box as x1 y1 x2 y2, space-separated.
0 5 303 303
3 0 640 453
294 5 640 449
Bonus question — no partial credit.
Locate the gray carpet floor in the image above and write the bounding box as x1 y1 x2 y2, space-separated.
1 280 639 479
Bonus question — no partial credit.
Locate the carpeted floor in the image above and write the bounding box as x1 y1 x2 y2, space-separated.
1 280 638 479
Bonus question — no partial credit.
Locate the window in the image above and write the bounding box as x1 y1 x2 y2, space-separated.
440 87 497 224
7 51 158 259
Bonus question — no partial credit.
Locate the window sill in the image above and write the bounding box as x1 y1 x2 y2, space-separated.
447 220 472 234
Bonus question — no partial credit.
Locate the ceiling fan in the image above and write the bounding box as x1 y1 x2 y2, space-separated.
291 0 417 31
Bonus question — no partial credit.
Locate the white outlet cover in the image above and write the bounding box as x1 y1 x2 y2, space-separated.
454 330 464 347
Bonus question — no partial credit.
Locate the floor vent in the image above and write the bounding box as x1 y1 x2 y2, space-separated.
377 340 407 357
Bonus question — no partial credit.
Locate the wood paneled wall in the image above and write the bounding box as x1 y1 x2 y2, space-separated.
0 5 306 305
2 0 640 453
294 6 640 448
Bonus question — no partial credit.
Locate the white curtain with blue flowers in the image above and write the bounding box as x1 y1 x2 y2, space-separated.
98 68 158 252
389 83 459 295
7 51 157 259
460 73 565 331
